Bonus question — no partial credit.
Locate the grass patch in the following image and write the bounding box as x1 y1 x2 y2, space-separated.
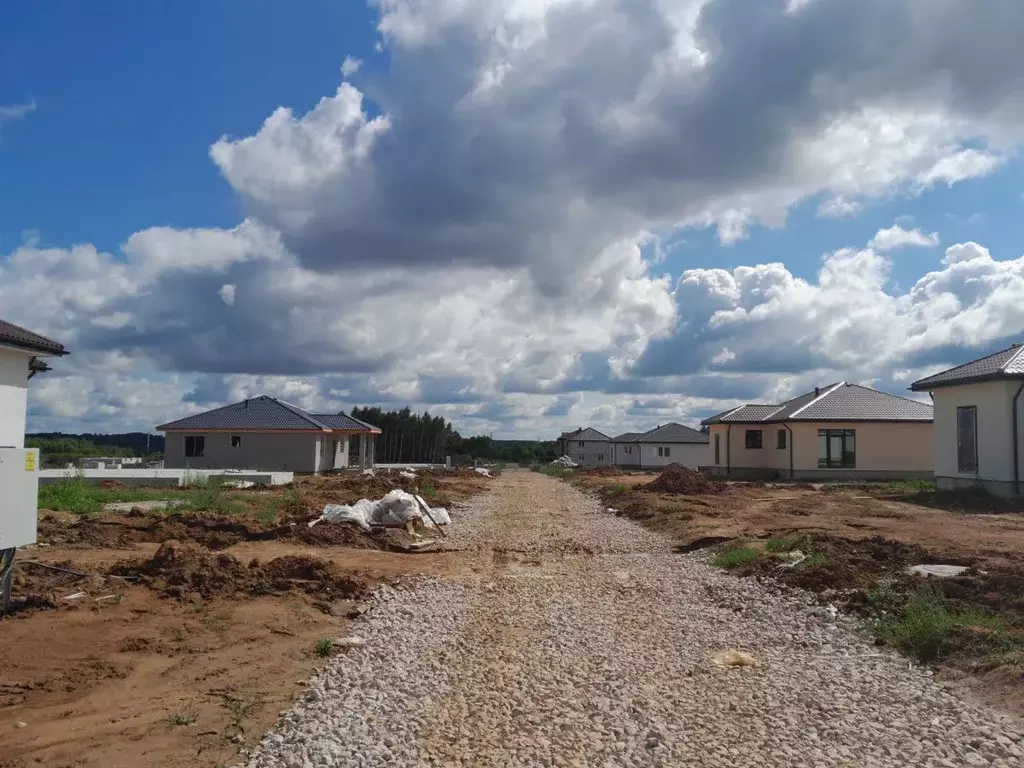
314 637 334 658
165 703 198 727
38 474 191 516
254 498 281 526
221 693 262 741
871 586 1010 663
765 534 809 553
533 465 576 478
712 546 761 569
421 479 438 501
801 552 828 567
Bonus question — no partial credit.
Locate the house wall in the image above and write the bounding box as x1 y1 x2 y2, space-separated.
0 346 31 448
612 442 640 467
163 431 321 472
314 435 351 472
565 439 611 466
704 421 932 479
931 381 1024 496
637 442 709 469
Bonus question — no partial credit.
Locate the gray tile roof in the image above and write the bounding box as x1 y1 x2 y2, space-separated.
561 427 610 441
702 383 932 424
911 344 1024 390
611 432 644 443
158 396 380 432
794 383 932 422
0 319 67 356
636 423 709 444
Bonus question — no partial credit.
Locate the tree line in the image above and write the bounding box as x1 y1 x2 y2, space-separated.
25 433 165 468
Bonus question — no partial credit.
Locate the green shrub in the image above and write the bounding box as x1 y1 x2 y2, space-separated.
765 534 808 553
314 637 334 658
712 546 761 569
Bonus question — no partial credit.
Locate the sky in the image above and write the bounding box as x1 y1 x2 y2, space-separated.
3 0 1024 440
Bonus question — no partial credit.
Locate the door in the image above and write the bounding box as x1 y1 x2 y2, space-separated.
714 434 720 465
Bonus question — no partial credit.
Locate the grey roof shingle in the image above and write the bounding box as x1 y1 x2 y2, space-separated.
636 423 709 444
0 319 67 356
911 344 1024 390
158 396 380 432
702 383 932 425
611 432 644 443
561 427 610 441
795 384 932 421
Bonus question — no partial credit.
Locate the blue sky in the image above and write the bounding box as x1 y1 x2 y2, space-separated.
3 0 1024 438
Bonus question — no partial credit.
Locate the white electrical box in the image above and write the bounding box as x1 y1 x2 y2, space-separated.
0 448 40 549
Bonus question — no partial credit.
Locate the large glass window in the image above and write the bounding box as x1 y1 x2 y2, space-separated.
745 430 763 449
818 429 855 468
957 406 978 473
776 429 787 449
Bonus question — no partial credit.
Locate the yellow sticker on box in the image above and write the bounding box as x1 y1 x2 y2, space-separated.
25 452 36 471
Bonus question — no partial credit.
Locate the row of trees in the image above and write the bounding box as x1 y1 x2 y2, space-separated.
25 434 165 468
349 407 559 465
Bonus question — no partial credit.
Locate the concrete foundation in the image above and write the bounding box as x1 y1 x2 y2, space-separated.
701 466 933 482
39 468 294 487
936 475 1021 498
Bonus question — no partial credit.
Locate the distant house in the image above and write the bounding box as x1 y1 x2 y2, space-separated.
701 383 933 480
911 344 1024 497
557 427 611 466
157 396 381 473
0 319 68 449
612 423 709 469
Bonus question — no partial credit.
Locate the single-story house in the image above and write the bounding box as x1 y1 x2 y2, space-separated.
700 382 933 480
157 396 382 473
612 423 709 469
0 319 68 449
910 343 1024 497
556 427 611 466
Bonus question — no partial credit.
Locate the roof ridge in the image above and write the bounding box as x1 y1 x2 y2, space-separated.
787 382 844 419
1005 344 1024 371
927 344 1021 379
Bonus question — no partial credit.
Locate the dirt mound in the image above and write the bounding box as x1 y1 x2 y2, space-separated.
579 466 621 477
117 541 373 601
644 464 724 495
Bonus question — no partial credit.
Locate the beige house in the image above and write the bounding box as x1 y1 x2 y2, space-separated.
911 344 1024 497
158 396 381 473
701 383 933 480
612 423 709 469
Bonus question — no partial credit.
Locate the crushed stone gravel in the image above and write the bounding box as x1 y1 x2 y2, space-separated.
245 470 1023 768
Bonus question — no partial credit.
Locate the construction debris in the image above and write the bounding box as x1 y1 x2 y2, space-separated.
907 564 971 578
712 650 758 668
474 467 494 478
551 455 579 468
315 490 451 532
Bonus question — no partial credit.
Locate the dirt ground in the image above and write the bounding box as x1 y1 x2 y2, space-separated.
0 469 487 768
573 466 1024 716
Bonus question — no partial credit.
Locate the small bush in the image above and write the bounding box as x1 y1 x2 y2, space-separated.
165 703 198 727
713 546 761 569
314 637 334 658
421 479 438 500
801 552 828 567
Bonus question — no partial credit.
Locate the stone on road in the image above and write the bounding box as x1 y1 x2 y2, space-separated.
246 470 1022 767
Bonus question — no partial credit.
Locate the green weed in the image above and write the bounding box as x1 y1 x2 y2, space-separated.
765 534 809 553
38 474 187 516
314 637 334 658
421 479 438 500
712 546 761 569
165 703 198 727
871 586 1009 662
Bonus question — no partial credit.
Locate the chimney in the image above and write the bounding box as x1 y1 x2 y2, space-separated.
814 387 820 396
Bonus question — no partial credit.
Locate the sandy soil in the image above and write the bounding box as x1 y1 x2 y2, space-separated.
0 470 488 768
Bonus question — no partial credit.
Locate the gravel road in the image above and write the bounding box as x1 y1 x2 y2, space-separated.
247 471 1023 767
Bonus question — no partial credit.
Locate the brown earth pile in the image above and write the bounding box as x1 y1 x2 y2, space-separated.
116 540 371 601
644 464 725 495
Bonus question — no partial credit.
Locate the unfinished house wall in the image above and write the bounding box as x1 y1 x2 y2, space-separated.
613 442 641 467
0 346 31 448
164 431 320 472
636 442 709 469
566 439 611 466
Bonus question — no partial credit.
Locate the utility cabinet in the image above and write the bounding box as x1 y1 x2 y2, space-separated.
0 447 40 549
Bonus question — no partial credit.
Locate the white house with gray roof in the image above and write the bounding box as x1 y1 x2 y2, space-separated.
158 396 381 473
911 343 1024 497
612 423 709 469
701 383 933 480
557 427 611 466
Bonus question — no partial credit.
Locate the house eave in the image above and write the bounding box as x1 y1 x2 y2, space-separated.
910 372 1024 392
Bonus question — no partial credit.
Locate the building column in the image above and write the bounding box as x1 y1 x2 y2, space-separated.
359 433 368 469
368 434 375 468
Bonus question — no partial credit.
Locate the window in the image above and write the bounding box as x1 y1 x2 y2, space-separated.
231 435 242 448
597 454 604 461
957 406 978 473
714 434 720 464
623 445 632 455
777 429 787 449
185 436 205 458
658 446 671 458
745 430 763 449
818 429 855 468
578 441 585 448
